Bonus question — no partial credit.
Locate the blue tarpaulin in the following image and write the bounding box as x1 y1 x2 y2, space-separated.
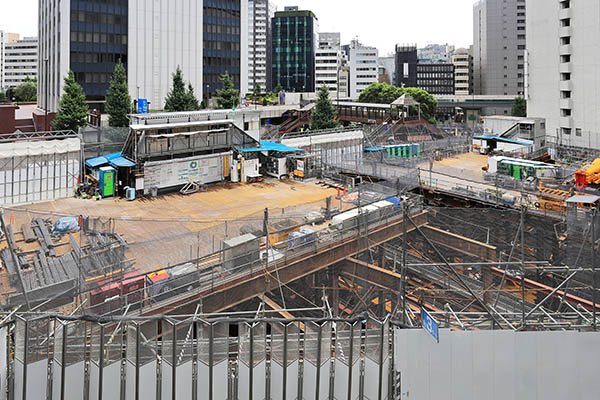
238 140 304 153
52 217 80 235
85 152 136 168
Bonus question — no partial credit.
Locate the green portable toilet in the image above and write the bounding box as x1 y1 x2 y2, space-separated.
99 167 116 197
512 164 521 179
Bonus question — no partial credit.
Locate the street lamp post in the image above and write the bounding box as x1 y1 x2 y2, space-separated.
206 84 210 108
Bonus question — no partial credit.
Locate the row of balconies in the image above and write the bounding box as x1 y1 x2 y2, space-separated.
558 2 573 131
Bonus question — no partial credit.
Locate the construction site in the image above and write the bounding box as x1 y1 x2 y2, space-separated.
0 103 599 399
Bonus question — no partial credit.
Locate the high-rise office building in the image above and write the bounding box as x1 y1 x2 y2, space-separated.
452 48 473 96
3 37 39 90
395 45 418 88
473 0 526 96
247 0 275 93
39 0 248 112
344 39 378 99
527 0 600 149
271 7 318 93
315 32 348 98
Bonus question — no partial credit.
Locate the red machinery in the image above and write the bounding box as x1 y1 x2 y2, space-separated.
90 271 144 314
575 158 600 189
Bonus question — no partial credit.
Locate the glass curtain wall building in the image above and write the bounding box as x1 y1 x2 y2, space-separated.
271 8 318 93
203 0 242 95
40 0 247 112
69 0 129 106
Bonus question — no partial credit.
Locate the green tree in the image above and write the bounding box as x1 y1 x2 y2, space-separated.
185 83 200 111
310 85 338 131
14 78 37 102
512 96 527 117
0 92 7 102
215 72 239 110
251 83 262 101
5 88 15 102
164 66 189 112
52 71 89 131
105 61 132 127
358 82 438 124
358 82 403 104
402 87 438 124
274 83 283 94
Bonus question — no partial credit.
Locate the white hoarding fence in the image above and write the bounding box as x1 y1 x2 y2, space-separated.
0 138 81 205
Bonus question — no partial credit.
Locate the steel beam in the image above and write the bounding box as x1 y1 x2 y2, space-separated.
142 211 429 315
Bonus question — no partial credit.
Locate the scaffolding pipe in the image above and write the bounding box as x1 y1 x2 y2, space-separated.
407 215 503 328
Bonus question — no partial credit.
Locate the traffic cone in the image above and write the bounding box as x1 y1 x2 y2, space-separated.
337 188 341 199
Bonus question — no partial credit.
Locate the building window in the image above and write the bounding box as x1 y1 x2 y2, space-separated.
576 128 582 137
561 108 572 117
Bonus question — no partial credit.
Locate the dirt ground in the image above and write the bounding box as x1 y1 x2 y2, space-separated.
6 180 338 271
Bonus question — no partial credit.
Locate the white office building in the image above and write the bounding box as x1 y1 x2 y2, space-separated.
39 0 248 112
315 32 348 98
527 0 600 149
377 56 395 85
3 36 38 90
0 31 20 91
344 39 378 100
452 48 473 96
247 0 275 94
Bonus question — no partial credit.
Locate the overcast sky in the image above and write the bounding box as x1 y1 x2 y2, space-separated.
0 0 474 55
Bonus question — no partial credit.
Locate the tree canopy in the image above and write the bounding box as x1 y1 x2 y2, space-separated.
358 82 438 123
52 71 89 132
512 96 527 117
310 85 338 131
215 72 240 110
186 83 200 111
105 61 132 127
164 66 200 112
251 83 262 100
14 77 37 102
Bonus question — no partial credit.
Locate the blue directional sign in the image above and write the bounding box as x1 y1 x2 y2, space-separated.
421 308 439 343
137 98 148 114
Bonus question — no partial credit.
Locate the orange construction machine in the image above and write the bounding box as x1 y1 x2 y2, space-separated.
575 158 600 188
